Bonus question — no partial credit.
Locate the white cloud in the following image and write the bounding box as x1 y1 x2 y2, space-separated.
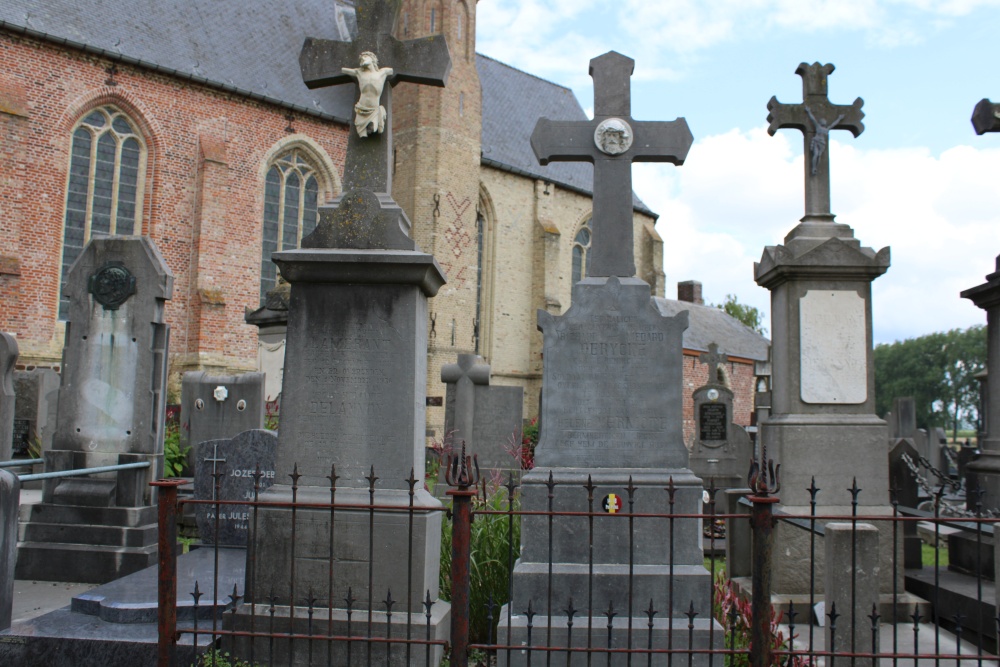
636 128 1000 343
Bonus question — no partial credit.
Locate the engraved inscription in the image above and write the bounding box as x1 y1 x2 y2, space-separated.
699 404 727 442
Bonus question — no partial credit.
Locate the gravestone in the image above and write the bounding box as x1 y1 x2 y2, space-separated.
244 278 290 403
237 2 453 664
13 368 60 456
180 371 266 471
441 353 524 471
0 468 18 631
962 255 1000 511
0 334 17 462
194 430 278 546
498 51 719 665
756 63 896 598
16 236 173 583
688 343 753 492
888 438 923 568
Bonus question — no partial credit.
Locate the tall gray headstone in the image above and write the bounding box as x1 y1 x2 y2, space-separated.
13 368 60 456
180 371 266 470
441 354 524 471
756 63 896 599
962 255 1000 510
237 3 452 663
0 334 17 462
499 51 720 664
16 236 173 583
194 429 278 546
688 343 753 492
888 438 923 569
0 468 18 631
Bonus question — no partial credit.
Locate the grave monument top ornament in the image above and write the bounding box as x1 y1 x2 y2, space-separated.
531 51 693 278
767 63 864 225
300 0 450 192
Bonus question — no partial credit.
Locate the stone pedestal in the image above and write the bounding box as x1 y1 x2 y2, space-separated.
755 220 895 596
17 237 172 583
499 278 721 665
962 256 1000 511
242 248 450 665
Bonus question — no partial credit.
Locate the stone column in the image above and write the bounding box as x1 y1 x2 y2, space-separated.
962 256 1000 510
825 523 880 667
0 468 18 631
755 219 894 596
0 333 17 462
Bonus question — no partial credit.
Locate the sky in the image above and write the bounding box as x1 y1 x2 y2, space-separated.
474 0 1000 345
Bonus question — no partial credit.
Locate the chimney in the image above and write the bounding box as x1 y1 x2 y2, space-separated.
677 280 703 305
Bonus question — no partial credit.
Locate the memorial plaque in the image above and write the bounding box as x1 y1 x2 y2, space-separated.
699 403 727 442
535 277 689 469
194 429 278 546
800 290 867 404
12 419 29 455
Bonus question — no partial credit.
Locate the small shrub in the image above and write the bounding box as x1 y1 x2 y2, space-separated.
163 420 190 478
264 397 280 431
713 571 810 667
193 648 259 667
440 482 521 644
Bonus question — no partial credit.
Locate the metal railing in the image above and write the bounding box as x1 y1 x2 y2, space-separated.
15 461 149 482
0 458 43 469
151 453 1000 667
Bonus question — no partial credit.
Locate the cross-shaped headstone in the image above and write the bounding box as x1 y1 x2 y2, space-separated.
972 98 1000 135
766 63 864 221
441 353 490 448
299 0 451 192
699 343 728 385
530 51 693 278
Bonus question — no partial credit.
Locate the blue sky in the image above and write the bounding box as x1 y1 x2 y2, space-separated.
475 0 1000 345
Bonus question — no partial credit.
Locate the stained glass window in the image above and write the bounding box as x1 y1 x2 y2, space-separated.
260 150 320 302
59 106 145 319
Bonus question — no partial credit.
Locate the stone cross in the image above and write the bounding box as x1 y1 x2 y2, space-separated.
204 442 227 485
530 51 693 278
441 353 491 448
699 342 727 385
766 63 864 220
299 0 451 192
972 98 1000 135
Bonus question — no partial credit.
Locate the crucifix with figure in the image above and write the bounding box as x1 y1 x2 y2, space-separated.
299 0 451 193
530 51 693 278
767 62 864 221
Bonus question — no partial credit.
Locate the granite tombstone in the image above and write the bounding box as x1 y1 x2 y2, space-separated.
13 368 60 456
962 255 1000 511
888 438 923 568
16 236 173 583
0 468 18 631
441 353 524 472
180 371 266 471
0 334 17 462
499 51 721 665
194 429 278 546
756 63 895 598
238 2 452 663
688 344 752 493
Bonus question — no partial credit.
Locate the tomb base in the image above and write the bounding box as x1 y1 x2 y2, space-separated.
498 612 723 667
15 503 158 583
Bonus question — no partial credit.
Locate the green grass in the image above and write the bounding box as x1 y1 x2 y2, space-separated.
922 543 949 566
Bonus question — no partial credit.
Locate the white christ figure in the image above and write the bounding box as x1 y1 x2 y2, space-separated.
342 51 394 138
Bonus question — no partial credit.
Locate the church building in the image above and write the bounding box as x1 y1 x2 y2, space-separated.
0 0 766 446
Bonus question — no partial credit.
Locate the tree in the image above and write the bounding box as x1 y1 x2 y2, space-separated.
873 325 986 436
715 294 767 336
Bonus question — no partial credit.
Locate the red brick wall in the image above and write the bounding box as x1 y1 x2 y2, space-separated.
681 352 756 443
0 32 348 383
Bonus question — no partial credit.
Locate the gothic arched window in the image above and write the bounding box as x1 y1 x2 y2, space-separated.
572 218 592 284
60 105 146 319
260 150 320 302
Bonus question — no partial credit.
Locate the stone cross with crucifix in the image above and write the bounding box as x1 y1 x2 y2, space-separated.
299 0 451 193
767 63 864 222
530 51 693 278
440 353 491 451
972 98 1000 135
699 342 728 386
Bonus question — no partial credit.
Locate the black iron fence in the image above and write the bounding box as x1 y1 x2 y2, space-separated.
152 454 1000 667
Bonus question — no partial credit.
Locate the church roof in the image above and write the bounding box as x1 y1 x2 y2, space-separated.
1 0 654 215
654 298 770 362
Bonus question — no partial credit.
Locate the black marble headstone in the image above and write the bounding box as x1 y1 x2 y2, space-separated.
194 429 278 546
699 403 727 441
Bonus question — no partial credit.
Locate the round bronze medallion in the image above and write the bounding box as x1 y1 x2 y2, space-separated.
88 262 136 310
